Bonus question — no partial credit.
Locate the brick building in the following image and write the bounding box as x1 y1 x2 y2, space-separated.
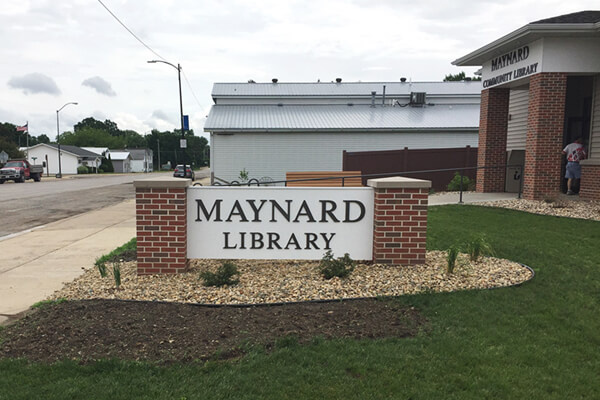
453 11 600 200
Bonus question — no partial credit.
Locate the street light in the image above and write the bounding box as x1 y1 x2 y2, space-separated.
147 60 186 177
56 102 78 178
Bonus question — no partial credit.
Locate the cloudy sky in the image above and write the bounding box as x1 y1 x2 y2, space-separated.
1 0 597 141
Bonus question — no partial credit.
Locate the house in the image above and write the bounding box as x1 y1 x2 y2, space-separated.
108 151 132 173
112 148 153 172
204 80 481 184
22 143 101 175
453 10 600 200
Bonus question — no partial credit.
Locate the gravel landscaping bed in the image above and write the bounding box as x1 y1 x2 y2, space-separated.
49 251 532 305
477 198 600 221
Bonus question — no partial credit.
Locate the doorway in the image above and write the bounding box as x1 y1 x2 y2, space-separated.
561 76 593 193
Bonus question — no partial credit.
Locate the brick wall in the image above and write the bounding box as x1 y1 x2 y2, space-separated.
134 179 190 275
580 164 600 200
368 177 431 265
523 73 567 200
476 88 510 192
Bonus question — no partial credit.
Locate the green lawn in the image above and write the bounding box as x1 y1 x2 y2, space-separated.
1 205 598 399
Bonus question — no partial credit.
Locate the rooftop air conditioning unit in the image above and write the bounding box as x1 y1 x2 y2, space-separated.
409 92 426 106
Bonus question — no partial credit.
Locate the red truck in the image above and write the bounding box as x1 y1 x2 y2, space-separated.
0 160 44 184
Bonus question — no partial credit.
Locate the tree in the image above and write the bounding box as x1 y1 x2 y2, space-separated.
444 71 481 81
0 136 25 159
36 134 50 144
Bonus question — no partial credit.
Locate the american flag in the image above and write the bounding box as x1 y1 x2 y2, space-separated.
16 124 28 132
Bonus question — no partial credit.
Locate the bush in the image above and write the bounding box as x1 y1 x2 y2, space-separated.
446 172 474 191
466 236 494 262
77 165 89 174
200 261 240 287
446 245 459 274
319 250 355 279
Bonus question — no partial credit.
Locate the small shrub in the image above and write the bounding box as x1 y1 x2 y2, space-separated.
238 168 249 182
200 261 240 287
97 262 107 278
446 172 474 191
446 245 460 274
466 236 494 262
113 263 122 289
319 250 355 279
31 298 67 309
77 165 88 174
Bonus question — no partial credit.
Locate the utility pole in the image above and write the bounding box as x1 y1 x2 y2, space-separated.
157 138 161 171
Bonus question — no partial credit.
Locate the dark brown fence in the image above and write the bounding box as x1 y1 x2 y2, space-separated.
342 146 478 191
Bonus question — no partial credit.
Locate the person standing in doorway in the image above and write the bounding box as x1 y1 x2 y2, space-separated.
562 137 587 195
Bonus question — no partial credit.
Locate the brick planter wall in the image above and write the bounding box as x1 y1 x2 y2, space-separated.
523 73 567 200
476 88 510 193
367 177 431 265
580 162 600 200
134 178 190 275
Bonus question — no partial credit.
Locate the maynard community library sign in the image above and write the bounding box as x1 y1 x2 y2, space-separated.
187 187 374 260
481 40 542 88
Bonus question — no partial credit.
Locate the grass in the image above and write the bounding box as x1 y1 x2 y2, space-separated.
1 205 599 399
94 237 136 267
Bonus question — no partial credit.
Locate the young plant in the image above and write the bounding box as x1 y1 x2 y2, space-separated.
113 263 122 289
466 236 494 262
319 250 355 279
97 262 107 278
238 168 249 182
200 261 240 287
446 245 460 274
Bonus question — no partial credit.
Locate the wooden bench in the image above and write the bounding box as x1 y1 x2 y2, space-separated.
285 171 363 187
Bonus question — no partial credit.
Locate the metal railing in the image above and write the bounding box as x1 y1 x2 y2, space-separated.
209 163 525 201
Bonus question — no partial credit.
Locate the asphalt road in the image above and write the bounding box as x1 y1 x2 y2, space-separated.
0 170 210 238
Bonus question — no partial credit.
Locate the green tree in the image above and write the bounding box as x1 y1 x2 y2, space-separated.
59 128 126 148
36 134 50 144
444 71 481 81
0 136 25 159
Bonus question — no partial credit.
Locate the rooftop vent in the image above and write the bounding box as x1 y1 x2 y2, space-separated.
400 77 407 83
409 92 426 106
272 78 278 83
336 78 342 83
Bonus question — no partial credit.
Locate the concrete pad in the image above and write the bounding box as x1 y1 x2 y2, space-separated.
0 315 7 324
0 200 136 317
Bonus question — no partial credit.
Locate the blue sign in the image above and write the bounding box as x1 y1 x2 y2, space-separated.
183 115 189 131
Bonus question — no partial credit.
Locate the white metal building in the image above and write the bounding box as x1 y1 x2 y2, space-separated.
204 81 481 184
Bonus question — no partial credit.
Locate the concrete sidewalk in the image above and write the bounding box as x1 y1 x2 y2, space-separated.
0 200 136 324
429 192 519 205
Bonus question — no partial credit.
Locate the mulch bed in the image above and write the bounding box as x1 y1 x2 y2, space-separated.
0 298 426 364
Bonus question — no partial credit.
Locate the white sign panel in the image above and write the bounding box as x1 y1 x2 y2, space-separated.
187 187 374 260
481 39 543 89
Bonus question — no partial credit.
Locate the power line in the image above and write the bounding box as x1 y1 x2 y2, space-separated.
96 0 167 62
181 70 206 113
97 0 207 125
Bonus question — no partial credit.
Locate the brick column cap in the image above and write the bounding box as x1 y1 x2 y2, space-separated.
367 176 431 189
134 177 191 189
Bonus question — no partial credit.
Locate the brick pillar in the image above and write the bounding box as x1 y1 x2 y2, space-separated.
523 73 567 200
134 178 190 275
476 88 510 192
580 162 600 200
368 177 431 265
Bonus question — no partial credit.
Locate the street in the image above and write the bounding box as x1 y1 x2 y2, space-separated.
0 170 210 238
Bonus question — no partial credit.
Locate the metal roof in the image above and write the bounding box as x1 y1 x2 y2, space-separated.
454 11 600 66
204 104 479 132
212 81 482 98
44 144 102 158
109 151 132 161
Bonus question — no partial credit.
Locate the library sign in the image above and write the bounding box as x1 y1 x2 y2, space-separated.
481 40 543 88
187 187 374 260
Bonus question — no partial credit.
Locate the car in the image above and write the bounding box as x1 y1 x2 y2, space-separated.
173 164 195 180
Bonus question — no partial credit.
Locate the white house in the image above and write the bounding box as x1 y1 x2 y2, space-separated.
204 80 481 183
23 143 101 175
108 151 132 173
112 148 153 172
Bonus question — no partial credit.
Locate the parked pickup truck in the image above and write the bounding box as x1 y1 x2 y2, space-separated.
0 160 44 183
